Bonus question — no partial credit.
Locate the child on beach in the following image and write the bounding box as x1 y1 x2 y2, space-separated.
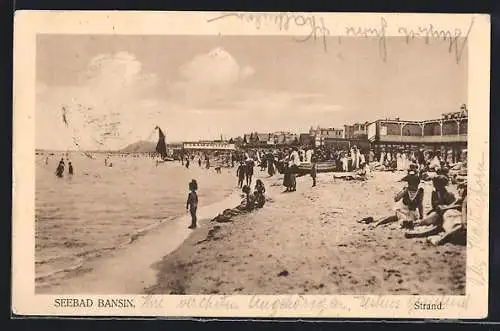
186 179 198 229
311 158 317 187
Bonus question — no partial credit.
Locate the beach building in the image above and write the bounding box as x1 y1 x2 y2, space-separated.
242 131 298 148
366 105 468 162
309 126 345 147
183 141 236 151
344 122 369 139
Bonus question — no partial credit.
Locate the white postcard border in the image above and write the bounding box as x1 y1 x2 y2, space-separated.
12 11 490 318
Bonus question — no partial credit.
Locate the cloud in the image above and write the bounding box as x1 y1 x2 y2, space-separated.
168 47 255 107
36 52 159 150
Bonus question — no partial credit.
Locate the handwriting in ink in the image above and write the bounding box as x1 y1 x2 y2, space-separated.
345 17 388 62
140 294 164 309
207 12 331 52
468 151 486 250
397 17 474 64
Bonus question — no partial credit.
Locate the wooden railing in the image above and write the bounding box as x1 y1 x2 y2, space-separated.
378 134 467 143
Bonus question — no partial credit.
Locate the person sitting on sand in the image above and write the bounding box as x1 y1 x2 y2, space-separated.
393 171 424 228
186 179 198 229
404 175 456 238
418 175 456 227
426 182 467 245
254 179 266 208
241 185 256 211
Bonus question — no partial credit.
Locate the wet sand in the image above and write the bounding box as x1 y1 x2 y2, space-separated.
146 171 466 295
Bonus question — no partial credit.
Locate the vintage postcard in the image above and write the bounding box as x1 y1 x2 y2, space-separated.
12 11 490 318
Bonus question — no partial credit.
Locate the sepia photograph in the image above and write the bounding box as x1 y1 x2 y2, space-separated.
13 11 490 318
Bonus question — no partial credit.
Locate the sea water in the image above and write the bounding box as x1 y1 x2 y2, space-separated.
35 153 238 288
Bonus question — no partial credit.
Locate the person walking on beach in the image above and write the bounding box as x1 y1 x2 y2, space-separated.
311 158 317 187
237 161 246 188
245 158 255 187
186 179 198 229
198 158 202 167
185 157 190 169
68 161 74 176
267 153 275 177
205 156 210 169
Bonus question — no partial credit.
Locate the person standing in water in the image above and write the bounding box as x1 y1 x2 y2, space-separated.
55 159 65 177
186 179 198 229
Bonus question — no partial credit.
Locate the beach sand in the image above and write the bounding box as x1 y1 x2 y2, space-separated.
146 171 466 295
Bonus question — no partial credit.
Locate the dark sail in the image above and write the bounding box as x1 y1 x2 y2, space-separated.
155 127 167 159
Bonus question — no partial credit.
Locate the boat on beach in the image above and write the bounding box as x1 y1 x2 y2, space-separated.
297 161 337 174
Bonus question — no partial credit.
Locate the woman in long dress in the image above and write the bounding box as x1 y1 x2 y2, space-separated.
267 153 275 176
402 152 408 171
396 152 403 171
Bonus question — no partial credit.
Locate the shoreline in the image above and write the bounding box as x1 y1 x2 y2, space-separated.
36 183 244 294
145 171 466 295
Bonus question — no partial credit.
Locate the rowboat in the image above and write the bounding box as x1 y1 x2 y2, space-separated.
297 161 337 174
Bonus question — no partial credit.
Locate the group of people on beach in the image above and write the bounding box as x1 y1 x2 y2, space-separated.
360 159 467 246
179 141 467 247
55 157 74 178
185 176 267 229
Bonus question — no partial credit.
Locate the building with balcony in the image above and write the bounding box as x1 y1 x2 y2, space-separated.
366 108 468 159
183 141 236 151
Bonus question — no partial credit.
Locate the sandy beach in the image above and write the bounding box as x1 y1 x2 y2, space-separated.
145 170 466 295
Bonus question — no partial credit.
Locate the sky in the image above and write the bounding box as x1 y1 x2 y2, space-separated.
36 35 467 151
